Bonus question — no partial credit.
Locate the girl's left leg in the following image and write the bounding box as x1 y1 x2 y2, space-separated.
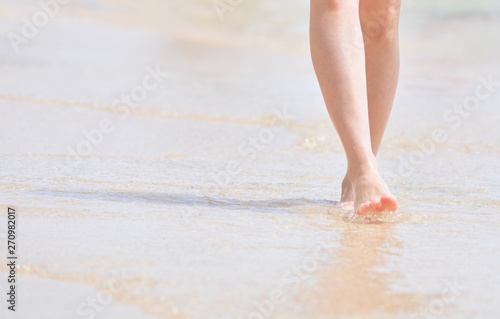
341 0 402 203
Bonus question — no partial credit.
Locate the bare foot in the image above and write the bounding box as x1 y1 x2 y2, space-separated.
350 165 397 215
341 173 354 203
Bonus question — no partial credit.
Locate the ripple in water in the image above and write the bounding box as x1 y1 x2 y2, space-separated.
338 205 404 224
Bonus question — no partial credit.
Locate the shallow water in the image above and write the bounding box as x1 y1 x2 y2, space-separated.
0 0 499 318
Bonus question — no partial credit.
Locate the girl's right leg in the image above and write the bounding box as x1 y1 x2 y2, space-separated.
310 0 397 214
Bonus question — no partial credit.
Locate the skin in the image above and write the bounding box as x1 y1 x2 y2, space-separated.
310 0 400 214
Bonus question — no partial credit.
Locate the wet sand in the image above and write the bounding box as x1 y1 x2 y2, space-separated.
1 0 500 318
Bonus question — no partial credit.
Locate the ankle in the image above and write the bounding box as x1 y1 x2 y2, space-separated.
347 158 379 183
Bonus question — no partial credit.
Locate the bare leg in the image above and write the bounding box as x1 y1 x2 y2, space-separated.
341 0 401 202
310 0 397 214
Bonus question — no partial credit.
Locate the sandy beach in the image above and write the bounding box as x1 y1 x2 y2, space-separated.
0 0 499 318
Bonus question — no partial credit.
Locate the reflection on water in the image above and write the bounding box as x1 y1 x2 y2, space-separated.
294 222 430 318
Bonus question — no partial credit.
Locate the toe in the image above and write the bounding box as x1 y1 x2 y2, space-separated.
356 202 369 215
356 200 380 215
370 199 382 212
356 196 395 215
380 195 398 211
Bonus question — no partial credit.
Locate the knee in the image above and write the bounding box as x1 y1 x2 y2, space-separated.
322 0 343 11
360 1 401 44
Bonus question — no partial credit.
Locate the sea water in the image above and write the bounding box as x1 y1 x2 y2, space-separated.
0 0 499 318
